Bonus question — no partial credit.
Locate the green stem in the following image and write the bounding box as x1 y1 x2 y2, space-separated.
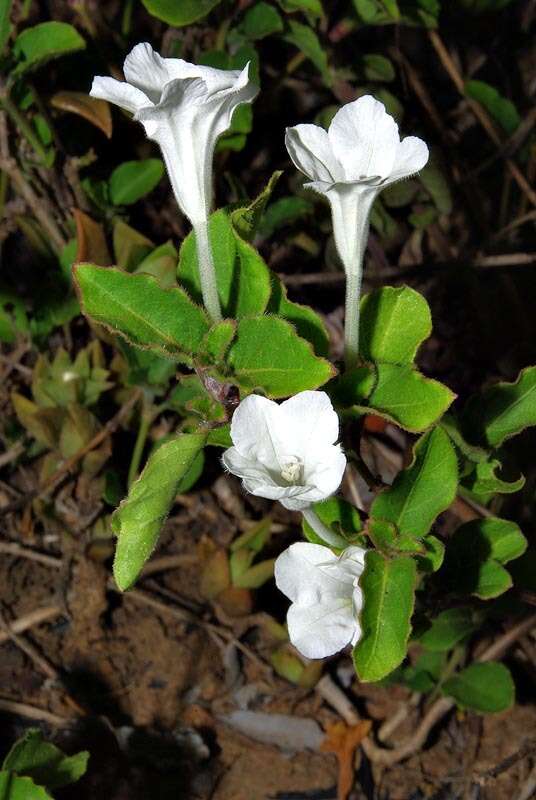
127 401 155 488
194 219 222 322
0 93 48 163
301 507 347 549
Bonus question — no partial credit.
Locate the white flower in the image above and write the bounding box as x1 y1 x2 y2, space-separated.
275 542 366 659
222 391 346 512
90 42 259 226
285 95 428 273
285 95 429 368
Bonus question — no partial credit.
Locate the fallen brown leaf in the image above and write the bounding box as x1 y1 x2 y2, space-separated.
321 719 372 800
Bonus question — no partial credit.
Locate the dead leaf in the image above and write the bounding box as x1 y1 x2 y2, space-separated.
51 91 113 138
74 209 112 266
321 719 372 800
200 548 230 600
217 586 253 617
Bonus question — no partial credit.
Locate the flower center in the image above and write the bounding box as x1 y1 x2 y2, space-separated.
280 455 303 485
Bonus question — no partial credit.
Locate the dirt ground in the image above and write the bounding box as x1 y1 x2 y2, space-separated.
1 467 535 800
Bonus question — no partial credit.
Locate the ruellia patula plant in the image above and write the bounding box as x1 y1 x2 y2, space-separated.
73 42 534 706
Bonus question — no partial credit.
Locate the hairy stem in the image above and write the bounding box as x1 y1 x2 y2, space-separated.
194 219 222 323
344 267 363 371
301 507 347 549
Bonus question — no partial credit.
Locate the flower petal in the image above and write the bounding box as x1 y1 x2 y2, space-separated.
123 42 171 103
305 444 347 499
201 63 259 130
229 394 283 472
279 391 340 457
287 598 357 658
285 124 344 184
275 542 356 605
221 447 274 485
328 95 399 181
90 76 150 115
275 542 364 657
384 135 429 185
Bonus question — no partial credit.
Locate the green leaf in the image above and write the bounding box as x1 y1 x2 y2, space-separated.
178 210 271 318
113 220 153 270
133 241 178 289
201 320 236 363
234 558 276 588
419 157 453 214
2 729 88 790
257 196 314 239
353 551 416 682
442 662 514 713
362 53 395 82
441 517 527 599
462 366 536 448
331 365 376 407
416 535 445 573
13 22 85 77
359 286 432 365
108 159 164 206
227 315 335 398
418 607 478 652
267 276 329 357
368 363 455 432
231 171 283 241
383 180 419 208
140 0 222 25
465 80 520 135
240 2 284 38
0 291 29 344
284 20 331 86
462 458 525 501
0 0 12 54
371 427 458 538
398 650 445 691
0 772 52 800
112 433 206 590
440 413 489 464
176 449 204 493
74 265 209 362
276 0 324 15
302 497 363 545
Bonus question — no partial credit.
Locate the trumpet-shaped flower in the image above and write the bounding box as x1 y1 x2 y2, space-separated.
285 95 428 367
275 542 366 659
91 42 258 225
90 42 259 321
222 391 346 512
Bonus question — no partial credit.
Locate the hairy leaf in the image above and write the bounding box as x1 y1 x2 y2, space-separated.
462 366 536 448
109 159 164 206
441 517 527 599
443 662 514 713
2 729 88 790
418 607 478 652
140 0 222 25
75 265 209 361
369 363 455 432
371 427 458 538
0 773 52 800
360 286 432 364
353 551 416 682
112 433 207 590
13 22 85 76
227 316 335 397
178 210 271 318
